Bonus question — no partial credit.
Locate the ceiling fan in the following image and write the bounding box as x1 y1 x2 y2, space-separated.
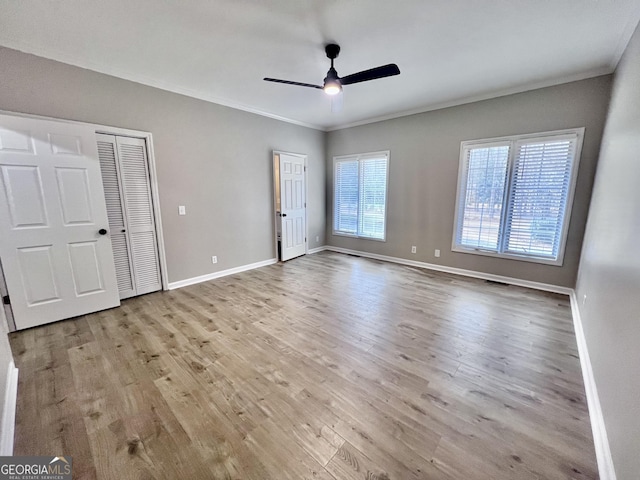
264 44 400 96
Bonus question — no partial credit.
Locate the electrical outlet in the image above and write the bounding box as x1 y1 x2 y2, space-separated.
316 235 319 242
434 249 441 258
178 205 186 215
211 256 217 264
583 294 587 306
411 246 417 254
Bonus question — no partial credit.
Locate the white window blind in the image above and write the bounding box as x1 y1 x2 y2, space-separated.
456 144 509 251
453 129 583 265
505 137 576 258
334 152 389 240
334 159 359 235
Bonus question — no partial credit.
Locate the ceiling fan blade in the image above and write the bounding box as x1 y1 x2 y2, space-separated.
263 78 323 89
339 64 400 85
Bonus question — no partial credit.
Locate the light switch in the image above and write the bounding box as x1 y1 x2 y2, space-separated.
178 205 186 215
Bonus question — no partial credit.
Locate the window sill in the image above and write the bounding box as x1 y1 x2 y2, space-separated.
332 231 386 242
451 246 564 266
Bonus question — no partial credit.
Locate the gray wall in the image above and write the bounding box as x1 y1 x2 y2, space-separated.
575 23 640 480
326 76 612 287
0 47 326 284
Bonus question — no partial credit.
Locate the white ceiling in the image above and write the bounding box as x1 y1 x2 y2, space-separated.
1 0 639 130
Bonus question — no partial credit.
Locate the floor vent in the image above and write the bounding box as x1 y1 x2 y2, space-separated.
486 279 508 286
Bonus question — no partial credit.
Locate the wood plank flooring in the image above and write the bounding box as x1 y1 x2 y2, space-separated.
9 251 598 479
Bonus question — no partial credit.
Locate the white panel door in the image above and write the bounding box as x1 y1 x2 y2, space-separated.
0 114 120 330
279 153 306 261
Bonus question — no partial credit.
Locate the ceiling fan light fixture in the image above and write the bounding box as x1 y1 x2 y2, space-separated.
323 66 342 95
324 80 342 96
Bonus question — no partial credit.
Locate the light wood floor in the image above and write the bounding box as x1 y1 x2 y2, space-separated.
9 252 598 479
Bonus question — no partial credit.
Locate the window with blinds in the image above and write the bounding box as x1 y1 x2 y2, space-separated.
334 151 389 241
453 129 583 265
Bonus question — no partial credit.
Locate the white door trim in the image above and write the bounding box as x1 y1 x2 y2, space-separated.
304 155 309 256
0 109 170 291
272 150 308 260
0 261 15 332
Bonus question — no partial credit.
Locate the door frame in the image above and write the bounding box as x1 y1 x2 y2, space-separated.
0 109 170 293
0 259 15 332
272 150 308 261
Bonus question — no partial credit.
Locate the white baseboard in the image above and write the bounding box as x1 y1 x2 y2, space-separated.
0 361 18 456
569 291 617 480
307 246 328 254
324 246 572 295
168 258 278 290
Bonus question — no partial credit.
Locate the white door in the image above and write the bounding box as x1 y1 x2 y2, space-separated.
0 114 120 330
278 152 306 261
97 134 162 299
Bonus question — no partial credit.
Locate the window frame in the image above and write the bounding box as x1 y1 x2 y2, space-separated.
451 128 584 266
333 150 390 242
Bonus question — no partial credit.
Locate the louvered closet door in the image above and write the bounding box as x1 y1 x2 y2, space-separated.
96 134 161 298
118 136 161 294
97 134 136 298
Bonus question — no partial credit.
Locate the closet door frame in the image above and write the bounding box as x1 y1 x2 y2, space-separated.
0 110 169 291
94 128 167 291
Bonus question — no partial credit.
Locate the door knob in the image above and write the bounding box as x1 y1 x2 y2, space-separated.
281 213 287 217
98 228 108 235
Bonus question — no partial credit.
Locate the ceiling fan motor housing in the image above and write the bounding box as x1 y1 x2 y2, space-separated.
325 44 341 60
324 67 339 83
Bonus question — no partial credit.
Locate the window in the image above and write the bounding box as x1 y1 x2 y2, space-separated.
334 151 389 241
453 129 583 265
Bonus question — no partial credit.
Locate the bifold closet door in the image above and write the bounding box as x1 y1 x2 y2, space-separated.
97 134 161 299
